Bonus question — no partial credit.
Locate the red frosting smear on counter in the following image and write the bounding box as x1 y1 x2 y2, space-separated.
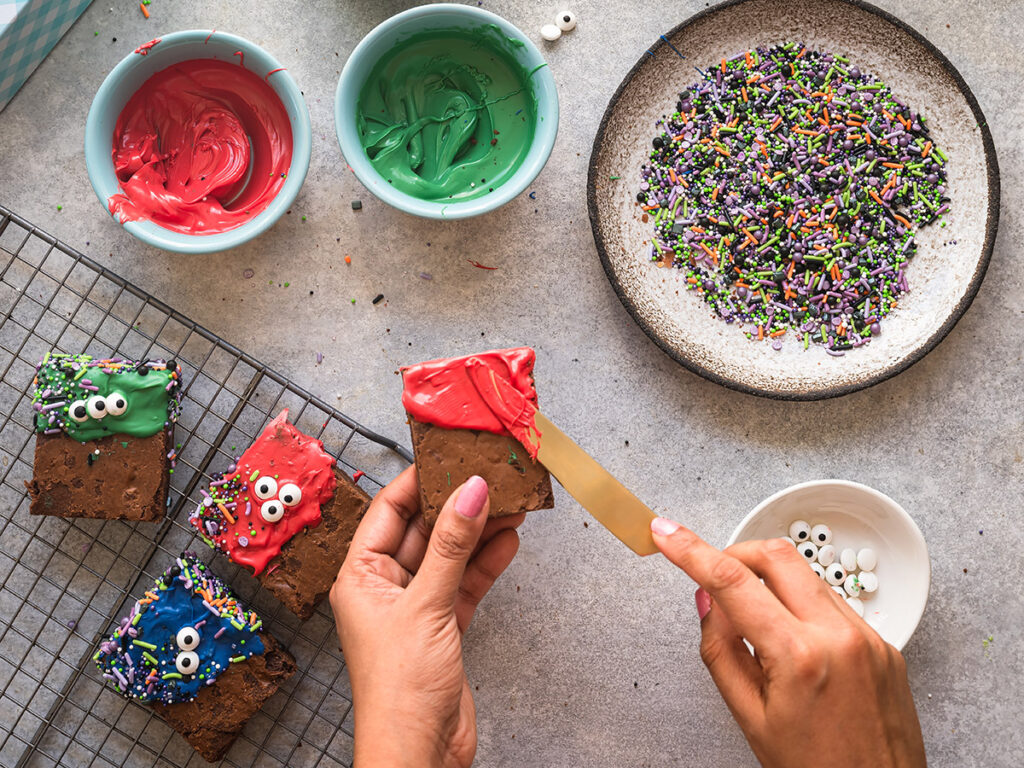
108 58 293 235
191 410 336 575
401 347 542 458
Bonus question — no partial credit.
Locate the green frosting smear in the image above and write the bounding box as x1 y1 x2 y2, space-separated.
356 24 543 202
32 353 182 442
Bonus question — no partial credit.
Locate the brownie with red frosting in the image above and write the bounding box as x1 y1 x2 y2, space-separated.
190 410 370 620
401 348 554 525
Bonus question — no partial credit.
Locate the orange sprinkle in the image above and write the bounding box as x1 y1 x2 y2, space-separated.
642 205 660 211
741 87 748 103
869 189 884 206
922 141 932 158
711 187 719 201
344 255 352 264
823 108 830 123
793 128 819 136
882 162 904 169
893 213 912 227
737 239 750 251
721 58 727 74
140 3 149 18
757 325 764 341
770 329 787 338
769 117 782 132
787 261 795 279
687 277 699 284
795 48 806 59
217 503 236 525
669 168 677 184
745 51 753 68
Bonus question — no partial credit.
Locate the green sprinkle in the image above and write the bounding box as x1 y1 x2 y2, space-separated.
56 205 62 211
161 672 183 680
249 469 260 481
446 471 451 487
230 655 246 663
609 175 620 180
143 651 159 665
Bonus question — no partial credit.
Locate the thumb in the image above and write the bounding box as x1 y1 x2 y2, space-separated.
411 475 491 609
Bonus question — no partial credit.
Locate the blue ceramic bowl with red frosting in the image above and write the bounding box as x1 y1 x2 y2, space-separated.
85 30 311 254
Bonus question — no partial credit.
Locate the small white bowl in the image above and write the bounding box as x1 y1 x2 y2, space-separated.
727 480 929 651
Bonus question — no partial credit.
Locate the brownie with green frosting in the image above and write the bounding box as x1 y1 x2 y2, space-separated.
26 353 183 520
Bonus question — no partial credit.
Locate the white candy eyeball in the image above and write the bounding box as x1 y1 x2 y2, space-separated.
253 476 278 500
816 544 836 566
857 571 879 593
86 394 107 419
840 548 858 572
845 597 865 617
825 563 846 586
843 574 862 597
175 650 200 675
857 548 877 571
176 626 200 651
832 585 846 597
810 524 832 545
797 541 818 562
540 23 561 41
278 482 302 507
556 10 577 31
68 400 89 422
810 562 825 579
789 520 811 542
260 499 285 522
104 392 128 416
781 536 796 546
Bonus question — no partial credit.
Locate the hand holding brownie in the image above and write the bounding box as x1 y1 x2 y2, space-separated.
331 467 525 768
649 517 927 768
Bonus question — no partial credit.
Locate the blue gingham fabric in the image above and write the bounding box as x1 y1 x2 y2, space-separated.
0 0 93 112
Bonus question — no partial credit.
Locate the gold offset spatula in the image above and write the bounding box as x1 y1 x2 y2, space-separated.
532 412 659 556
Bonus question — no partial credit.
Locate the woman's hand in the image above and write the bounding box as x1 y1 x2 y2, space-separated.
331 466 524 768
650 517 927 768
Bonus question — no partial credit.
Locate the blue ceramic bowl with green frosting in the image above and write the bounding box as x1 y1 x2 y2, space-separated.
335 4 559 219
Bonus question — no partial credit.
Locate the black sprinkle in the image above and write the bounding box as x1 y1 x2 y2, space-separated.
351 200 362 210
372 294 384 305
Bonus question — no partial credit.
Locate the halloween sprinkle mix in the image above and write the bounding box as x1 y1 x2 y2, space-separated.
639 44 949 353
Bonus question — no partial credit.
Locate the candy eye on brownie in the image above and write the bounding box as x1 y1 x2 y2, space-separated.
86 394 107 419
176 625 200 651
175 650 200 675
253 476 277 500
260 499 285 522
104 392 128 416
68 400 90 423
278 483 302 507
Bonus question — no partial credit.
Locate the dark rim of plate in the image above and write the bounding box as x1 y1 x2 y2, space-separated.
586 0 1000 401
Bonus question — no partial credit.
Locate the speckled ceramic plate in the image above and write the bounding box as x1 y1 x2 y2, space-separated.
588 0 998 399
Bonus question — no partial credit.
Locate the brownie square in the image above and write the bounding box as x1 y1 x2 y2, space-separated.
27 429 171 521
95 555 295 763
191 410 370 620
26 353 182 521
259 466 370 620
154 633 295 762
409 417 554 526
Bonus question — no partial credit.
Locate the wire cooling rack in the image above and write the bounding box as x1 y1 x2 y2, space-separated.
0 205 411 768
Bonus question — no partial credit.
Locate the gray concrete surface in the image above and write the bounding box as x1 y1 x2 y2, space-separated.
1 1 1021 766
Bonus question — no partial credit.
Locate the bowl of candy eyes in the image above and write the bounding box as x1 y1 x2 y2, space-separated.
727 479 929 651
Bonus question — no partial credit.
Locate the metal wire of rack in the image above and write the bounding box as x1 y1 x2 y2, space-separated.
0 205 412 768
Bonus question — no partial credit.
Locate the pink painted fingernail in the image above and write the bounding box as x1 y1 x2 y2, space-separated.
651 517 681 536
695 588 712 620
455 475 488 518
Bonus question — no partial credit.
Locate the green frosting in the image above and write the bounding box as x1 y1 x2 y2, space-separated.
32 354 182 442
356 24 542 202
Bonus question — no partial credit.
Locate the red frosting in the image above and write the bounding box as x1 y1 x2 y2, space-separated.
401 347 542 458
194 410 336 575
108 58 293 235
